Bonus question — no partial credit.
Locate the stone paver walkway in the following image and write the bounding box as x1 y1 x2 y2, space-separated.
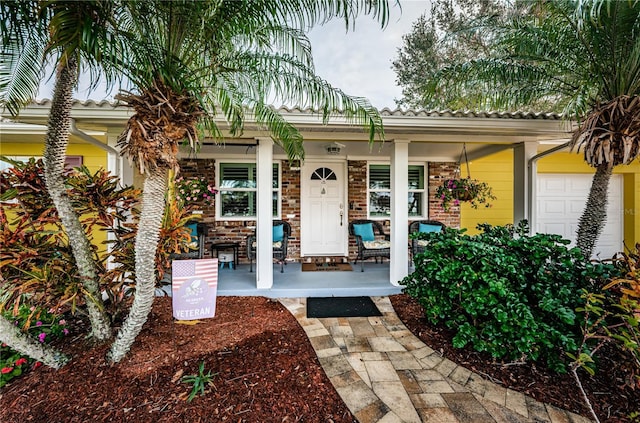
279 296 593 423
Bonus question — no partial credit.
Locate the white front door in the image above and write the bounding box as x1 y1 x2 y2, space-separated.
300 161 347 256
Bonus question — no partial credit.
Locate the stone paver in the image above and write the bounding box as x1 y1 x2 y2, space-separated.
279 297 594 423
373 381 422 423
365 360 400 382
442 392 496 423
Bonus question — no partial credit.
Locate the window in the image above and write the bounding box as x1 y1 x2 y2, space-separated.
218 162 280 218
368 163 426 218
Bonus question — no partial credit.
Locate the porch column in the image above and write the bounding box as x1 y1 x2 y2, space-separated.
256 137 274 289
513 142 538 224
390 139 410 285
106 128 133 187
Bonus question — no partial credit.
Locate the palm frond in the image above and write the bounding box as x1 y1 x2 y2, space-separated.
0 30 46 116
421 0 640 118
571 95 640 166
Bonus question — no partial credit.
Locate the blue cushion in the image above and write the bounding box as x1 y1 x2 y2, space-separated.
353 223 375 242
273 224 284 242
419 223 442 234
186 223 199 242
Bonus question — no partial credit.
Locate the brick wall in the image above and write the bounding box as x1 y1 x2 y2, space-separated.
428 162 461 228
178 158 460 263
281 160 300 259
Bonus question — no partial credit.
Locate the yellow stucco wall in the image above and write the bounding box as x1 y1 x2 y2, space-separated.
459 150 514 231
0 142 107 170
461 149 640 249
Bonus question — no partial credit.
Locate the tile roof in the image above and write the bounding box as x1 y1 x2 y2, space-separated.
31 99 564 121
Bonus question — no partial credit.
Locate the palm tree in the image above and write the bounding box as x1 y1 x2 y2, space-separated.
419 0 639 257
2 0 393 365
0 1 126 353
105 0 391 363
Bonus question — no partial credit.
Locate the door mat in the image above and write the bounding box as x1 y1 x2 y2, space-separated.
302 262 352 272
307 296 382 318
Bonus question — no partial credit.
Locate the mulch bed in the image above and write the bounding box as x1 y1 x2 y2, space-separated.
389 293 639 423
0 297 357 423
1 294 637 422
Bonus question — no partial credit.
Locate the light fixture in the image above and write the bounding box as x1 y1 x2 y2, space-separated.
325 142 346 155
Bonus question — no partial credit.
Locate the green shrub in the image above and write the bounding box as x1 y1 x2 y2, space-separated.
402 221 617 371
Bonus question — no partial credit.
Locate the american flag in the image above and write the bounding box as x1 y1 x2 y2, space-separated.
171 259 218 294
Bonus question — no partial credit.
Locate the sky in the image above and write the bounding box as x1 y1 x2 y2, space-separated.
306 0 431 109
38 1 431 110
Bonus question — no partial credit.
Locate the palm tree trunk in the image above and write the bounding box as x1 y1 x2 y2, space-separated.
0 316 69 369
575 163 613 258
107 167 167 364
43 57 112 342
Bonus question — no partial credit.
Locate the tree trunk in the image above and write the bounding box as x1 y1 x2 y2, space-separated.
575 163 613 258
107 167 167 364
0 316 69 369
43 57 112 343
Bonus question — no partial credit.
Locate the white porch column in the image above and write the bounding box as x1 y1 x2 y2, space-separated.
106 128 133 187
390 139 410 285
256 137 274 289
513 142 538 224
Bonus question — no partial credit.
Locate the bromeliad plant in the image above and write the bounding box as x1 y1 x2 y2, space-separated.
435 177 496 211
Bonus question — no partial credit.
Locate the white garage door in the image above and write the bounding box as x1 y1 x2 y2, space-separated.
536 174 623 259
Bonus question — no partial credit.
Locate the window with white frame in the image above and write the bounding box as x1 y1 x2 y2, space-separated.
217 162 280 218
368 163 426 218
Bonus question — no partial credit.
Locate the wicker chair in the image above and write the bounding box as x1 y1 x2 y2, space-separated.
349 219 390 272
171 221 209 260
247 220 291 273
409 220 446 259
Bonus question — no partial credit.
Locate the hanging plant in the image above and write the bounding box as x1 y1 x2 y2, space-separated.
174 176 217 207
436 177 496 211
436 144 496 212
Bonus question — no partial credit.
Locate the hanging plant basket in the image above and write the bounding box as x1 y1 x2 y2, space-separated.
436 177 496 211
436 144 497 212
452 188 474 202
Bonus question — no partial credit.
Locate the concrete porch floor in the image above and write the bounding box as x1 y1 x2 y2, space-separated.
211 261 403 298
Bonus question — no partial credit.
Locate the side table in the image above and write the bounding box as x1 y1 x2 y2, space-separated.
210 242 240 270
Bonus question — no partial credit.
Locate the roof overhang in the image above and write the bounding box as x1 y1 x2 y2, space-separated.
2 100 576 161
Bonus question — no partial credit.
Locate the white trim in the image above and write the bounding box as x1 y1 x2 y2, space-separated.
366 161 428 220
215 159 281 221
256 138 274 289
390 140 410 285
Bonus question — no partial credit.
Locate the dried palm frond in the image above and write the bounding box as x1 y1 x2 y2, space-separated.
116 81 204 175
571 95 640 167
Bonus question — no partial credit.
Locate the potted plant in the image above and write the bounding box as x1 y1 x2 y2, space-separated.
436 177 496 211
174 176 217 207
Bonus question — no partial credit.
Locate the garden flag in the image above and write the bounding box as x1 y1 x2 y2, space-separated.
172 259 218 320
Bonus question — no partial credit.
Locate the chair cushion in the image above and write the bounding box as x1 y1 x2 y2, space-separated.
363 240 391 249
353 223 375 242
251 240 282 249
273 224 284 242
186 223 199 243
419 223 442 234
